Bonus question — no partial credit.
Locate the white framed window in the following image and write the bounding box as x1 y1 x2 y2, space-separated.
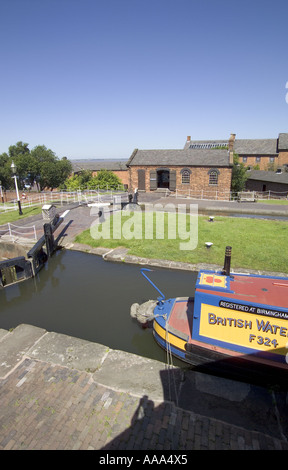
181 170 190 184
208 169 219 185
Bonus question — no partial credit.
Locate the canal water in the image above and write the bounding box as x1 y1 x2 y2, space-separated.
0 250 198 365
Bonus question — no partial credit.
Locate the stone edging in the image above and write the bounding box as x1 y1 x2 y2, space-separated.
63 242 288 278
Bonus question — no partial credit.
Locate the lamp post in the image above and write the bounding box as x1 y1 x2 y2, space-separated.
11 161 23 215
0 181 4 203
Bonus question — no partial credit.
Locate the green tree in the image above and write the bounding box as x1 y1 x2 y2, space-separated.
231 153 248 194
8 141 30 159
6 141 32 188
87 170 122 190
30 145 72 191
0 152 13 189
62 170 93 191
0 142 72 191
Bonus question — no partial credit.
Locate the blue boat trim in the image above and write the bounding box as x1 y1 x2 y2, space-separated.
133 248 288 372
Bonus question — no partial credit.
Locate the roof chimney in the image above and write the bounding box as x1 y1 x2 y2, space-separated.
228 133 236 165
187 136 191 142
228 133 236 151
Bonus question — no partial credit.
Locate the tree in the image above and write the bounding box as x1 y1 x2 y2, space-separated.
231 153 248 194
8 141 30 159
87 170 122 190
62 170 93 191
0 152 13 189
30 145 72 191
0 142 72 191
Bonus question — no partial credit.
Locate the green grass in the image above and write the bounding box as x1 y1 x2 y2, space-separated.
75 212 288 273
257 199 288 205
0 206 42 225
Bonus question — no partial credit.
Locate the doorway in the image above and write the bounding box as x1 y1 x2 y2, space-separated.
157 169 170 189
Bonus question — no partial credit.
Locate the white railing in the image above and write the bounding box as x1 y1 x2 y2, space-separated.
174 189 288 201
0 222 37 241
175 189 234 201
256 190 288 200
0 189 128 213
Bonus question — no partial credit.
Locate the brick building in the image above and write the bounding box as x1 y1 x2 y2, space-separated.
185 133 288 171
127 134 234 196
246 169 288 196
71 160 129 188
233 133 288 170
70 132 288 196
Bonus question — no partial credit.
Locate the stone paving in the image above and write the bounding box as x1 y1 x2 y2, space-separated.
1 357 288 451
0 325 288 451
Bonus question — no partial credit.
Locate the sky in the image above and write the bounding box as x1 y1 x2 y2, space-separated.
1 0 288 160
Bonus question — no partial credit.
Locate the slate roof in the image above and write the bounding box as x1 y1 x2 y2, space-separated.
185 137 280 155
278 133 288 150
247 170 288 184
71 160 128 173
127 148 231 167
234 139 278 155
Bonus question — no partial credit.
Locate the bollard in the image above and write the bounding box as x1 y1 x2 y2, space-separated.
223 246 232 276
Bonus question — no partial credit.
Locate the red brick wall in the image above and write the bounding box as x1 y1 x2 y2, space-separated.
278 151 288 167
92 170 129 186
129 166 232 195
240 155 278 170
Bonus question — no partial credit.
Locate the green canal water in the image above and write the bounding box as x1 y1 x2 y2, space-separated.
0 249 198 364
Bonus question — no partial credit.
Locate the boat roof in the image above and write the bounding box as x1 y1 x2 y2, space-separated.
196 271 288 311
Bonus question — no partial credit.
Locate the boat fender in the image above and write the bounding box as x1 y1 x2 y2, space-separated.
130 300 158 327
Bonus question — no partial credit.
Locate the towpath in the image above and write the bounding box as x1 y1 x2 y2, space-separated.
0 324 288 451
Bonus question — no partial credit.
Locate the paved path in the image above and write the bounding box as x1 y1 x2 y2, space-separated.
0 325 288 451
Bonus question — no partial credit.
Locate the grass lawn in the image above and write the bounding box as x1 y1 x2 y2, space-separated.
75 212 288 273
0 206 42 225
257 199 288 205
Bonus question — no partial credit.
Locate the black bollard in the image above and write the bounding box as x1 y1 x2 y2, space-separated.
223 246 232 276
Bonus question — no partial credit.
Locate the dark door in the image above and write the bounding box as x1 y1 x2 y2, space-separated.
157 170 170 188
138 169 146 190
150 170 157 190
169 170 176 191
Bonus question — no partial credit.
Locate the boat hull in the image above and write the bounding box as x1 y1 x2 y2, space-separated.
152 293 288 375
134 266 288 380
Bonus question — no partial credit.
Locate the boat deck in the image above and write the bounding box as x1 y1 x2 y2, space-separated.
195 271 288 310
168 297 194 341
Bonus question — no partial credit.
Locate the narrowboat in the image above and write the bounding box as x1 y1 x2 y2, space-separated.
130 247 288 375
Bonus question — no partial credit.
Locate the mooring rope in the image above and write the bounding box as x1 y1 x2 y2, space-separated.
165 323 179 407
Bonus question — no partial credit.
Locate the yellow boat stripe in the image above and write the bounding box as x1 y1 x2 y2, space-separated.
153 320 187 351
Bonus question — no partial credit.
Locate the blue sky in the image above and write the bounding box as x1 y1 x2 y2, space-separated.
1 0 288 160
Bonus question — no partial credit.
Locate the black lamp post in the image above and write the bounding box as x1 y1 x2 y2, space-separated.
11 161 23 215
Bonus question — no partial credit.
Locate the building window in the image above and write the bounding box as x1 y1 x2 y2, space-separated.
208 169 219 185
256 156 261 162
270 156 275 163
242 156 247 163
180 168 191 184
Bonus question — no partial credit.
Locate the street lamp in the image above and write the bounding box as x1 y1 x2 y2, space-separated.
0 181 4 203
11 161 23 215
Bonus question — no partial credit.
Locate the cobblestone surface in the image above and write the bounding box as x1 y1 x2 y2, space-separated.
1 358 288 450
